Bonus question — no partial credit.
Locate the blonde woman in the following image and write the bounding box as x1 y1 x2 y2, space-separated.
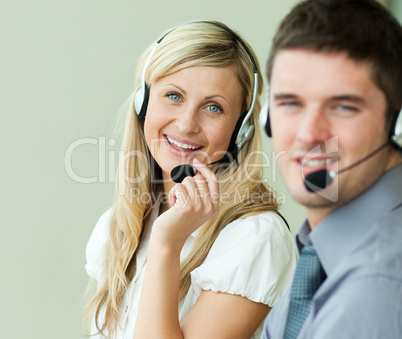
85 21 298 339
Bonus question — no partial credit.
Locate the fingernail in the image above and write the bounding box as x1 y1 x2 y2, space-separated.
193 158 202 165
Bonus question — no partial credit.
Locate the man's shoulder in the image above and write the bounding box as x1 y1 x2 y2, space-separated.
311 273 402 338
333 208 402 281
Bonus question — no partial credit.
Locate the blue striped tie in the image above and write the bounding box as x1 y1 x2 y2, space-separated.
283 245 326 338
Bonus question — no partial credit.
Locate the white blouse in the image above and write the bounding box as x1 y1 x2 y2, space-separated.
86 203 298 338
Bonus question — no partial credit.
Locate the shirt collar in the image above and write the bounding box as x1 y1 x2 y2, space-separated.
296 221 313 251
191 228 201 238
300 164 402 275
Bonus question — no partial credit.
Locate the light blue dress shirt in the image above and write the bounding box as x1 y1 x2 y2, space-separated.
263 164 402 339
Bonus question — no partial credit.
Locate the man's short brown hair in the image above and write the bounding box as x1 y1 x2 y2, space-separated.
266 0 402 126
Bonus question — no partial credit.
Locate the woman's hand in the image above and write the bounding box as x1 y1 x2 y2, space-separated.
152 158 220 251
134 159 271 339
134 159 220 339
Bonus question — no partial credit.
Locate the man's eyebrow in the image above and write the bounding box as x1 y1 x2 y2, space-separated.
273 93 299 100
331 95 366 104
272 93 367 104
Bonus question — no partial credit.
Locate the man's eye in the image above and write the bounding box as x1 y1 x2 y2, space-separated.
167 93 181 101
282 101 300 107
335 105 358 113
206 105 222 113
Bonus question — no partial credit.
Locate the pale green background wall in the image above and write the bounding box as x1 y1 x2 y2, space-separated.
0 1 399 338
391 0 402 22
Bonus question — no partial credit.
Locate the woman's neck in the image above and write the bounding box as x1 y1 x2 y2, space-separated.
159 200 169 215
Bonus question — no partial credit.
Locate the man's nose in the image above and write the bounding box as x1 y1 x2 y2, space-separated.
296 107 332 147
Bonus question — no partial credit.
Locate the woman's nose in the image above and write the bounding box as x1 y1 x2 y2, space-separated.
175 106 201 134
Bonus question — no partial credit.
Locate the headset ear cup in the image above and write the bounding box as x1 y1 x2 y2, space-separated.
228 112 247 153
135 84 150 119
134 89 142 114
391 108 402 150
235 122 255 149
259 89 271 137
265 108 272 137
240 124 255 147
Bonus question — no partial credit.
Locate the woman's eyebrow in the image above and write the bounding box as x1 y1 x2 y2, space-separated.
162 83 187 95
204 95 230 105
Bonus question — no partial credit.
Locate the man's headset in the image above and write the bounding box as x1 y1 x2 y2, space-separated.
260 89 402 151
134 21 259 152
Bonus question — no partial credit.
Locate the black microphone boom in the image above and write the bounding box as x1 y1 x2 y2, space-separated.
303 142 389 193
170 156 228 183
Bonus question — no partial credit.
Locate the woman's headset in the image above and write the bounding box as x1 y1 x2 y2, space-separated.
134 21 259 151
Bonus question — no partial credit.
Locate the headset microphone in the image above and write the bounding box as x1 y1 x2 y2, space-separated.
170 157 225 183
304 142 389 192
304 169 334 192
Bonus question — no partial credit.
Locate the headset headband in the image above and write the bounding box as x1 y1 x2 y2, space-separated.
134 21 259 150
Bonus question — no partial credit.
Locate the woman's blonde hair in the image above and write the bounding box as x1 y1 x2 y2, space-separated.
86 21 280 337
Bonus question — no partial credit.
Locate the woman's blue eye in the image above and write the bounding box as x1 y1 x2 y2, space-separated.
168 93 181 101
207 105 222 113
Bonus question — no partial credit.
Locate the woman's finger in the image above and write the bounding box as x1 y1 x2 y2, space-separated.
192 159 219 206
169 182 190 207
181 175 210 208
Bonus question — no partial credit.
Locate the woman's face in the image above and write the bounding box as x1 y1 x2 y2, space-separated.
143 65 244 182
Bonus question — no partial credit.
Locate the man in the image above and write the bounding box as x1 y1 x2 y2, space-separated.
261 0 402 338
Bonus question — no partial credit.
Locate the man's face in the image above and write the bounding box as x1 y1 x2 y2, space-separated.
269 49 392 219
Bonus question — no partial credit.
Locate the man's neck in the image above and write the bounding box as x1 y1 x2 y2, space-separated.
305 207 333 230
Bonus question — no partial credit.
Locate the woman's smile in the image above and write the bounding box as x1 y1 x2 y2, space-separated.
143 65 243 181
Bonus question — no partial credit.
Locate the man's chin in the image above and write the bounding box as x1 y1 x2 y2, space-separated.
290 186 339 208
